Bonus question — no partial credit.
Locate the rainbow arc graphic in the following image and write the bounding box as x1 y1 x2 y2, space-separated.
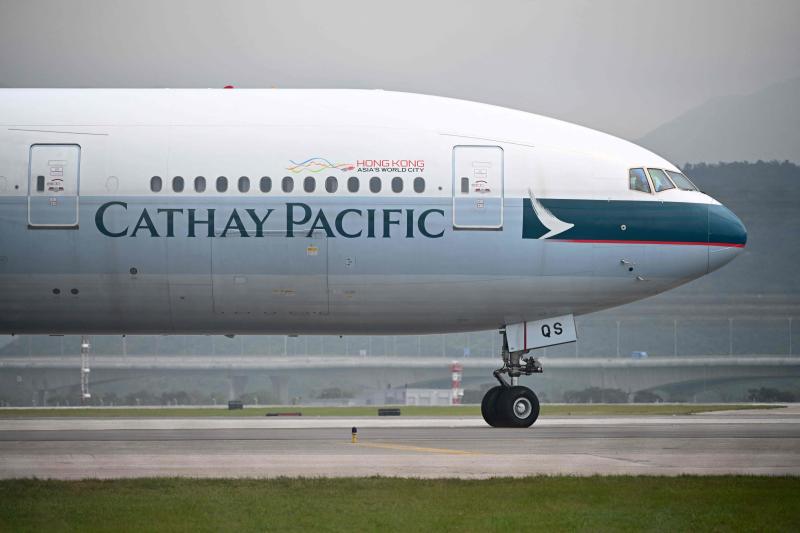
287 157 355 173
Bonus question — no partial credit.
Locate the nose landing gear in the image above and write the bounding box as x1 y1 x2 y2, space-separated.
481 330 543 428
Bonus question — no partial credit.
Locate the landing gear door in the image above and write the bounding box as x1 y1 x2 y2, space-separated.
28 144 80 228
452 145 503 229
506 315 577 352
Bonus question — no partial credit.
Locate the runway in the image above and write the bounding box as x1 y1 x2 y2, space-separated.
1 408 799 479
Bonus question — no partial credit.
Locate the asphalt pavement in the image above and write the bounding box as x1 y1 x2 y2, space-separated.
1 407 798 478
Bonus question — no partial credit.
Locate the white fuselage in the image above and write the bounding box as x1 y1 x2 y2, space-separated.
0 89 745 334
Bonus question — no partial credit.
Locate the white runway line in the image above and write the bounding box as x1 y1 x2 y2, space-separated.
1 415 799 431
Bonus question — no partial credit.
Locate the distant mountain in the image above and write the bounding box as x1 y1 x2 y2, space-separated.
637 77 800 165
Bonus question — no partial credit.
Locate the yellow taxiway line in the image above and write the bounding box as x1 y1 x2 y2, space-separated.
354 441 478 455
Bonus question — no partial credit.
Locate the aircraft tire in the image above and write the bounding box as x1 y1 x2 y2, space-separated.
496 386 540 428
480 386 505 427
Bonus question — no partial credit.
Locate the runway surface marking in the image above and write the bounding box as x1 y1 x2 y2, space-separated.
354 441 478 455
3 414 799 431
1 410 798 479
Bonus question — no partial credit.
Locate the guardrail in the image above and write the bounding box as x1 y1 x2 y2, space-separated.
1 355 798 370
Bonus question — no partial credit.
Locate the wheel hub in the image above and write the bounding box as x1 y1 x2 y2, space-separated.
512 396 532 419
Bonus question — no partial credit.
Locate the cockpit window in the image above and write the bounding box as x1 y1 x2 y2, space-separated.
629 168 651 193
666 170 697 191
647 168 675 192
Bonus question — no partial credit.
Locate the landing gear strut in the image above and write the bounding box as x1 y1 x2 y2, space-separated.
481 329 542 428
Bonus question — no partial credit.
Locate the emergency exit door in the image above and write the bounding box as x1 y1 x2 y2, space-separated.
28 144 80 227
452 145 503 229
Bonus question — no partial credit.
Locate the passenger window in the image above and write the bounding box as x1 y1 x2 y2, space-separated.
216 176 228 193
238 176 250 193
304 176 316 193
666 170 697 191
282 176 294 193
347 176 359 193
647 168 675 192
628 168 650 193
172 176 185 193
325 176 338 193
260 176 272 193
194 176 206 193
150 176 163 192
413 177 425 193
369 176 381 193
391 177 403 193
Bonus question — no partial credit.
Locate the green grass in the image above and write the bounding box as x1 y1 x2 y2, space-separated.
0 404 781 418
0 477 798 532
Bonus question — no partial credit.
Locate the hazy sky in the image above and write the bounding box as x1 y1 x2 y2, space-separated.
0 0 798 139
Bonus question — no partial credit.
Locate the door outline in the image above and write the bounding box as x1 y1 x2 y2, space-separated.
211 229 330 316
451 145 504 230
27 143 81 229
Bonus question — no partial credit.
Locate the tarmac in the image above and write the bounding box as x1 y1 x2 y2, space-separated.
1 406 799 479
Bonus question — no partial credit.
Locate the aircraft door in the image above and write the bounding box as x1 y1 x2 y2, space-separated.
452 145 503 229
28 144 80 228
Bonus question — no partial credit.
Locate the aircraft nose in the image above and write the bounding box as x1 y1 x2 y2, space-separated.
708 203 747 273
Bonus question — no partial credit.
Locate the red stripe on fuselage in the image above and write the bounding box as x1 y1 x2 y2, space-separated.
555 239 745 248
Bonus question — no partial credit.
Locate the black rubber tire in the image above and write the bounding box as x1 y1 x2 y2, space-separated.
496 386 540 428
480 386 505 427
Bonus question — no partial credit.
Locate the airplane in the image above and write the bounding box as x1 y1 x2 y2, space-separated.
0 89 747 427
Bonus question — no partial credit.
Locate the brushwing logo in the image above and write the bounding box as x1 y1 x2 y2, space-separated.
287 157 355 174
522 188 574 239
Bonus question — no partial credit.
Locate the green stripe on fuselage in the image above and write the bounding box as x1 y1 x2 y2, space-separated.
523 198 710 244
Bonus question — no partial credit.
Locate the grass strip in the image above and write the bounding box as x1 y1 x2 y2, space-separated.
0 476 797 532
